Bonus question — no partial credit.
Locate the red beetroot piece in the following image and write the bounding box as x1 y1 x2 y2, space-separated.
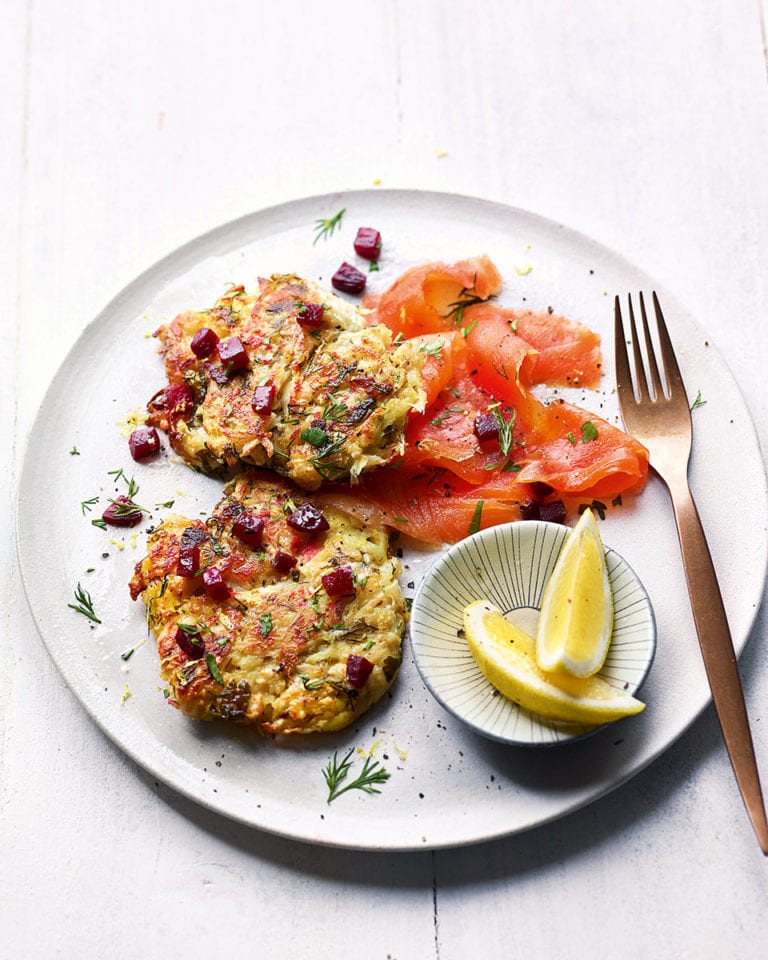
232 513 265 549
321 565 355 597
102 496 144 528
190 327 219 359
297 303 325 328
272 551 297 574
473 413 499 443
149 382 194 421
331 262 366 295
286 502 329 534
175 626 205 660
353 227 382 261
202 567 232 601
217 336 249 373
128 426 161 461
520 499 566 524
251 384 276 416
346 655 374 689
176 525 207 577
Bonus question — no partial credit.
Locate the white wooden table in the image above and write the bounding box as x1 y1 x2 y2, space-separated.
4 2 768 956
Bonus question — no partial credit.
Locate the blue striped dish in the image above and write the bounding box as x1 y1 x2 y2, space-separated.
409 520 656 746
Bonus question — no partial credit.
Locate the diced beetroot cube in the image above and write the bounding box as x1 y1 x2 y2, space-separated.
473 413 499 443
175 626 205 660
286 502 329 534
128 426 161 461
297 303 325 328
232 513 265 548
102 496 144 528
251 384 276 416
202 567 232 601
217 336 249 373
353 227 382 261
539 500 567 525
321 565 355 597
346 655 374 689
148 382 194 420
176 525 206 577
176 543 200 578
520 500 567 525
272 551 297 574
190 327 219 359
331 262 366 295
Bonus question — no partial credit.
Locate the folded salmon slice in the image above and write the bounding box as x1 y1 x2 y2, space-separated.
357 256 649 542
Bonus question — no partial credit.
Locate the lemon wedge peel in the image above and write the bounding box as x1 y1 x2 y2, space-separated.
535 508 614 678
463 600 645 725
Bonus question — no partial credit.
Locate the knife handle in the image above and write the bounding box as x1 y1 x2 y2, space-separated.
669 480 768 853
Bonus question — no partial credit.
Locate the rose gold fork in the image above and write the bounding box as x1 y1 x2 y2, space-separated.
615 292 768 854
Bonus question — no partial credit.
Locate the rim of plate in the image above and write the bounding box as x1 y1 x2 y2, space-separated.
409 520 657 747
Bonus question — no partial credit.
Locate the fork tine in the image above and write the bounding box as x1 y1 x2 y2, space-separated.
652 291 688 400
626 295 650 401
639 292 665 399
613 296 634 400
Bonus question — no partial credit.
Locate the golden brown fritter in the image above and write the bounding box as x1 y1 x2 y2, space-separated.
146 275 425 489
129 471 406 734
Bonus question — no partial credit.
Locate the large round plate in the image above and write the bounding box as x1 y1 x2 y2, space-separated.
17 190 768 850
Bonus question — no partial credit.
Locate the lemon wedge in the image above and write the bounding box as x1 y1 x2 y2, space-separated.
535 508 613 678
463 600 644 724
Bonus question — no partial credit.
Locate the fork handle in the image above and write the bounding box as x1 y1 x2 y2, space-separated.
667 475 768 853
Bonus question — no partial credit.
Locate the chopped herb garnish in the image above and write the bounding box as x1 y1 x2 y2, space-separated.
369 260 380 272
301 426 330 448
156 500 175 509
510 318 519 334
502 461 522 472
461 318 479 338
80 496 99 515
392 332 403 346
565 431 577 445
469 500 484 535
206 653 223 684
447 384 462 398
312 208 346 245
443 275 494 326
492 407 517 458
108 468 140 498
259 612 273 639
579 499 607 520
322 748 391 804
120 647 135 662
581 421 599 443
393 516 409 523
68 582 101 624
70 446 80 456
690 390 707 411
362 640 374 651
419 340 445 359
91 518 107 531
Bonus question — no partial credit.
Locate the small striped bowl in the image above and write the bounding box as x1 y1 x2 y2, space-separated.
409 521 656 746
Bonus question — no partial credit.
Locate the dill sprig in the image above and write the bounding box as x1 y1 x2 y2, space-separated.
80 496 99 515
312 208 346 245
68 583 101 624
443 275 495 326
492 407 517 458
322 748 391 804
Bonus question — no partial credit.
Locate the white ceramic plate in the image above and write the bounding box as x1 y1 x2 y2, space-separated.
17 190 768 850
410 520 656 746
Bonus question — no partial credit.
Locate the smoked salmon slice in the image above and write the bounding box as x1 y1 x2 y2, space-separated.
359 255 649 542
